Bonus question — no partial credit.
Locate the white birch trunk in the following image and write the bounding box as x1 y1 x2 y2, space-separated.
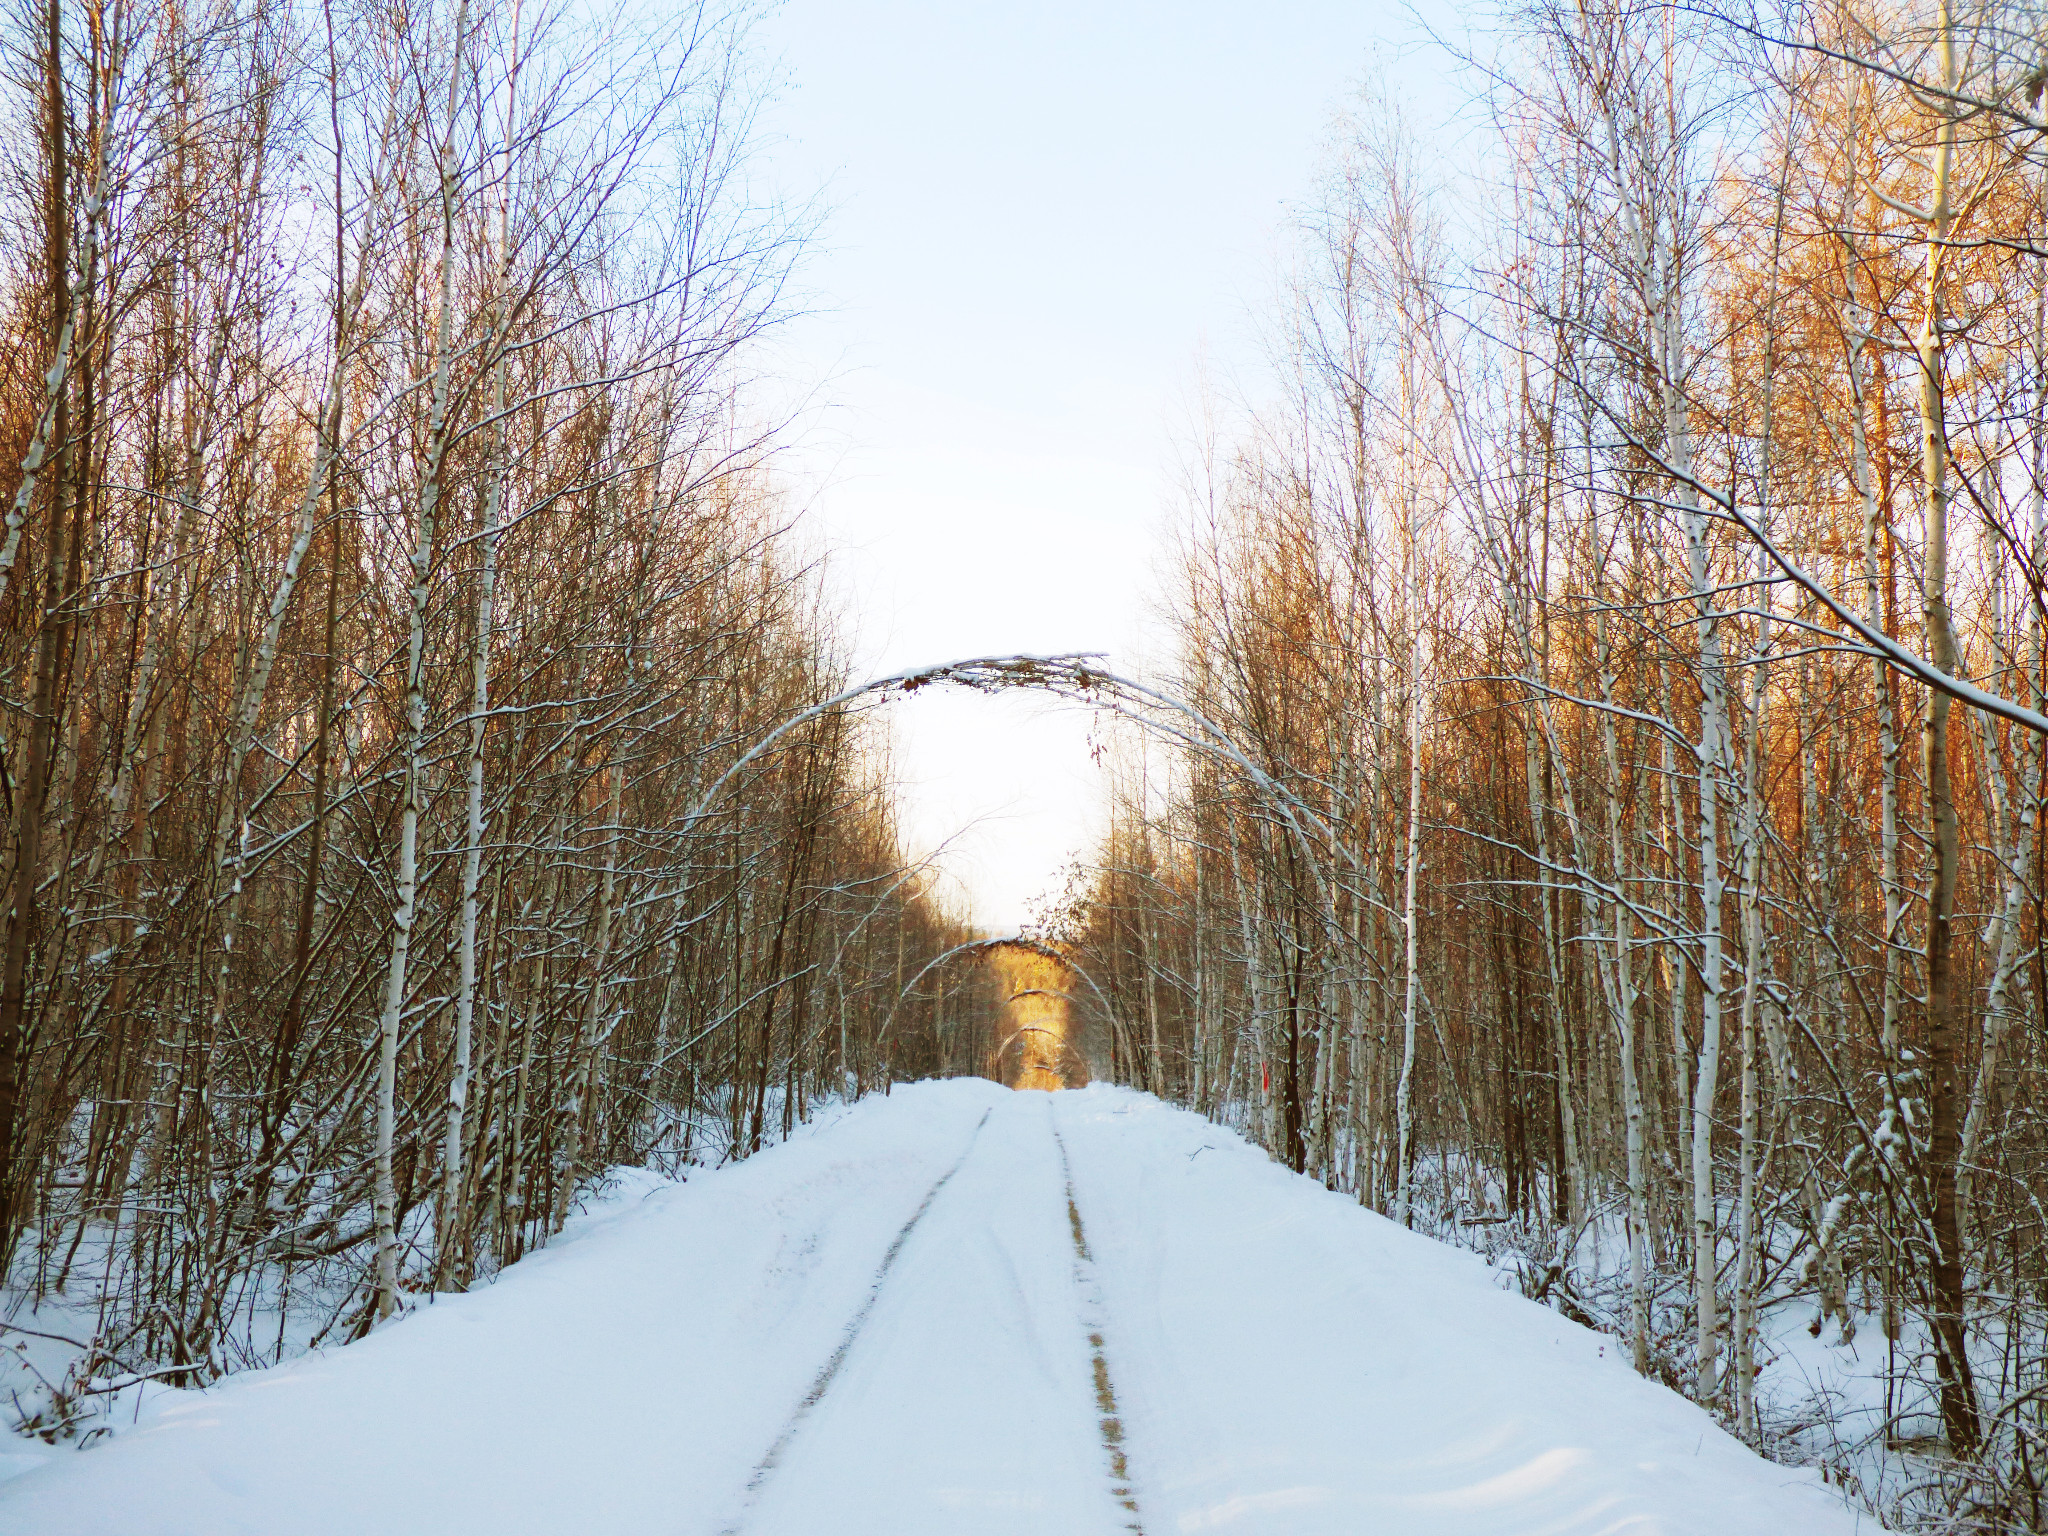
1394 585 1424 1229
1732 543 1771 1436
1597 573 1650 1376
374 0 471 1318
1604 103 1731 1402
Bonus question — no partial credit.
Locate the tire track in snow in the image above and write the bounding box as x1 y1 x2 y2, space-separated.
1050 1105 1146 1536
715 1107 992 1536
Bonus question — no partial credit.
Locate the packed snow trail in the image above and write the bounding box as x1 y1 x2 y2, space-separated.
0 1081 1868 1535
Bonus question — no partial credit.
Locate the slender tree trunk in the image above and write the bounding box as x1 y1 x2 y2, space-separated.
0 0 72 1244
1395 573 1424 1229
374 0 471 1317
1914 19 1980 1444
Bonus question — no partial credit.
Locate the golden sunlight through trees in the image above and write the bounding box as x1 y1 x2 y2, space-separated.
985 948 1085 1091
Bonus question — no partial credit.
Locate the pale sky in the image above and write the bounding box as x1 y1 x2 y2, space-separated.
755 0 1468 931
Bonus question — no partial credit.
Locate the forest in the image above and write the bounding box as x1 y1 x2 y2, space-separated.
0 0 1001 1416
1048 0 2048 1528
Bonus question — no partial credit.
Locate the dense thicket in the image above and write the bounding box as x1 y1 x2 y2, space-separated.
0 0 986 1411
1054 3 2048 1526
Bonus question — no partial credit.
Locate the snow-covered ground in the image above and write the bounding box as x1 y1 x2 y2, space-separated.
0 1081 1871 1534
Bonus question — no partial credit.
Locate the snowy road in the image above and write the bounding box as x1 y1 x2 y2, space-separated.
2 1082 1868 1535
